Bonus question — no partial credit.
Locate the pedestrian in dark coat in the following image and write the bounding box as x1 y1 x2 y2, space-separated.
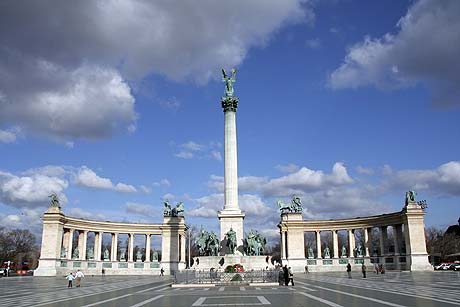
361 264 366 278
346 263 352 279
283 265 289 286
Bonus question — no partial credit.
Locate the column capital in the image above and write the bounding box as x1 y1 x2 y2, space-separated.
221 96 238 112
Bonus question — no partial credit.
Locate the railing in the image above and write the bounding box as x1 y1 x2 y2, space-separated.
174 269 279 285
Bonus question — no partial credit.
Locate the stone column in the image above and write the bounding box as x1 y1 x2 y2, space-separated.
128 233 134 262
364 228 370 257
393 226 400 256
78 230 85 260
95 232 102 261
380 226 387 256
62 229 70 259
145 234 151 262
180 234 186 263
332 230 339 258
280 231 287 260
81 231 88 260
67 229 74 260
395 224 404 254
348 229 354 258
218 95 245 249
316 231 322 259
111 233 118 261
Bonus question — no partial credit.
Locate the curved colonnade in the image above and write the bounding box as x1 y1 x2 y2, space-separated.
35 206 186 276
279 202 432 272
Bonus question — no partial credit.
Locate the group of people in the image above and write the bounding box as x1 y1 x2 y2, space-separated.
346 263 368 279
65 270 85 288
278 265 294 286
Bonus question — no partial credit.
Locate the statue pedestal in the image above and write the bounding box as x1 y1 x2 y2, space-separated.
192 255 274 271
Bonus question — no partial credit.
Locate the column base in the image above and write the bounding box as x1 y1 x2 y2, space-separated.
34 259 58 276
218 210 245 254
409 253 432 271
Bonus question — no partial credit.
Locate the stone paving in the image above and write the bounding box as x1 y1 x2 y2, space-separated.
0 271 459 306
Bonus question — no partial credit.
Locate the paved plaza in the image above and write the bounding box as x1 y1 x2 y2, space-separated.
0 272 459 307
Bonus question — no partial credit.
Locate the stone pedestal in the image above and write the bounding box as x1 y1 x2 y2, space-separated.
34 206 65 276
403 203 432 271
218 210 245 254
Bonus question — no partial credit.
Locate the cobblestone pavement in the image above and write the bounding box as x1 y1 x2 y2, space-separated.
0 271 459 306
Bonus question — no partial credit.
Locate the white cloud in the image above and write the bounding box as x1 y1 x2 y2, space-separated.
75 166 136 193
153 178 171 188
159 97 181 111
0 170 68 208
139 185 152 194
75 166 113 189
0 129 17 143
115 183 137 193
329 0 460 105
174 151 195 159
305 38 321 49
275 163 300 173
356 166 374 175
386 161 460 196
67 207 105 221
174 141 222 161
125 202 157 218
0 0 312 140
0 207 44 236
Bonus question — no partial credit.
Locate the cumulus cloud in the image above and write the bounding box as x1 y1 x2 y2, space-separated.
188 193 272 219
385 161 460 196
67 207 106 221
0 170 68 208
0 207 44 236
75 166 137 193
173 141 222 161
329 0 460 106
0 0 312 141
0 128 18 143
275 163 300 174
125 202 157 218
356 166 374 175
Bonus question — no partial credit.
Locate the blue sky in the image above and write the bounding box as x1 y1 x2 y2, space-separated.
1 0 459 243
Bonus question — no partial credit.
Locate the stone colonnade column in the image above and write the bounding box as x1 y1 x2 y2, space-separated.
62 230 70 258
80 231 88 260
180 234 186 263
316 231 322 259
348 229 354 258
380 226 387 256
332 230 339 258
393 226 400 255
96 232 103 261
128 233 134 262
280 231 287 259
67 229 74 259
111 233 118 261
364 228 370 257
145 234 151 262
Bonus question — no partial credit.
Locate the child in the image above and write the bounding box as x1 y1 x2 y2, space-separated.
66 272 75 288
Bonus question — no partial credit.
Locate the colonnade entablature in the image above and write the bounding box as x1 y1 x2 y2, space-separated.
35 205 187 276
279 201 432 273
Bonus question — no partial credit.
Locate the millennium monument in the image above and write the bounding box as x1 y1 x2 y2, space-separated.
218 68 245 254
35 68 432 275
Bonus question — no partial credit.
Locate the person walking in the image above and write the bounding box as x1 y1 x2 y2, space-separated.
288 267 294 286
374 263 379 274
66 272 74 288
361 264 366 278
305 265 309 275
102 268 105 277
75 269 84 287
283 265 289 286
346 263 352 279
160 267 164 276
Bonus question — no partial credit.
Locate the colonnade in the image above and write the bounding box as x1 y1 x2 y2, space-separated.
35 205 187 276
279 200 432 272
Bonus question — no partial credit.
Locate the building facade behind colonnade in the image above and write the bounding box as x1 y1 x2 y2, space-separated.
279 192 432 272
35 199 186 276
